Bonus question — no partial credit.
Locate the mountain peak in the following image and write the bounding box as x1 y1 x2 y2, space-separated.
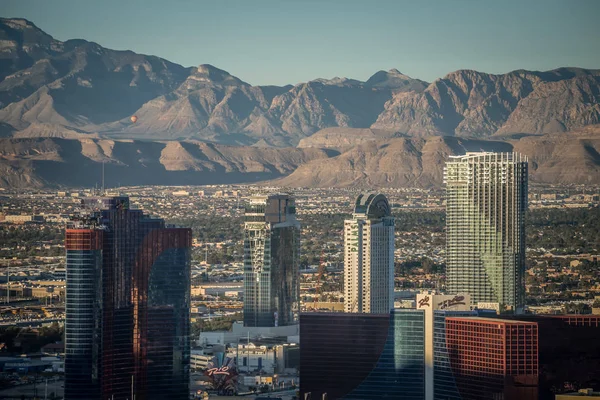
365 69 428 92
311 77 363 86
1 17 39 30
189 64 246 86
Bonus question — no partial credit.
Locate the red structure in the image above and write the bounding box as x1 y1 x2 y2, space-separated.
445 317 539 400
65 229 103 250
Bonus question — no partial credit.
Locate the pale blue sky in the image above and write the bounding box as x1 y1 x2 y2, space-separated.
2 0 599 86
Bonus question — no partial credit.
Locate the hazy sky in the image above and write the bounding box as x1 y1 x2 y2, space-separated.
3 0 600 86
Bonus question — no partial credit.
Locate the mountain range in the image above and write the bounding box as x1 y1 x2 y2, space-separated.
0 17 599 189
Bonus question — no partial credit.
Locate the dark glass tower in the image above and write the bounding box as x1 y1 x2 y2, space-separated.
65 197 191 400
64 228 103 399
243 194 300 327
300 310 425 400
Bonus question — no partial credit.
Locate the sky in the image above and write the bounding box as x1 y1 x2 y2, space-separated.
3 0 600 86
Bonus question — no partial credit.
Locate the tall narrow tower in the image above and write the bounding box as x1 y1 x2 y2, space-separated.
243 194 300 327
444 152 528 313
344 192 395 314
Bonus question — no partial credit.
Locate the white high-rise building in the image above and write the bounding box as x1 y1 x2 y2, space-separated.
344 192 395 314
444 152 528 313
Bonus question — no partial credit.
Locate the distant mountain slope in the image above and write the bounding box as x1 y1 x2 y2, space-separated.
371 68 600 138
0 18 427 147
275 129 600 188
1 17 599 147
1 17 600 189
0 137 332 188
297 127 399 151
1 128 599 189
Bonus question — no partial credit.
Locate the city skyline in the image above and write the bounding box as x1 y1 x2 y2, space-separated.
1 180 599 398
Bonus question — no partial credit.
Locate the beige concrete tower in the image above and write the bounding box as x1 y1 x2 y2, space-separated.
344 192 395 314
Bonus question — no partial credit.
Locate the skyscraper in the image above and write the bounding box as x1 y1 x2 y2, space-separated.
65 197 191 400
344 192 395 314
300 310 426 400
243 194 300 327
444 152 528 313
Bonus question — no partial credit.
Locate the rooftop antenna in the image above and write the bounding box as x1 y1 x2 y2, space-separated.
101 161 105 195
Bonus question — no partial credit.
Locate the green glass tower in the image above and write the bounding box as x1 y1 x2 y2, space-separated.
444 152 528 313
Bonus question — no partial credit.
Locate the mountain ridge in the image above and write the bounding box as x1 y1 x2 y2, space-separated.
3 17 598 148
1 18 599 189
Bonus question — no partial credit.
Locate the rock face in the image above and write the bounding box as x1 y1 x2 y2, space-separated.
1 18 600 189
2 128 599 189
297 127 399 151
2 18 599 147
371 68 600 138
0 137 332 188
275 129 600 188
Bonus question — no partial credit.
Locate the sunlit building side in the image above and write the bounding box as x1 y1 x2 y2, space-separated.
444 152 528 313
344 192 395 314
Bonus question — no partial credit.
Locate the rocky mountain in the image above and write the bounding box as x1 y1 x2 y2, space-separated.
0 137 332 188
372 68 600 138
0 18 428 147
275 127 600 188
1 127 598 189
297 127 400 151
1 18 599 189
1 18 599 147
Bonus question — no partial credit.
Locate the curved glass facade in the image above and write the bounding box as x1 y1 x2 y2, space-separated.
300 310 425 399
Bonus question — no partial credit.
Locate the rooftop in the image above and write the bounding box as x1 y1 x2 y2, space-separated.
446 316 537 325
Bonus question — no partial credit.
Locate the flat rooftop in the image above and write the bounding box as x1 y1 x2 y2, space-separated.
446 316 537 325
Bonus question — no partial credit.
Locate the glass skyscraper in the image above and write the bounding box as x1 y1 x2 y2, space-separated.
300 310 425 400
243 194 300 327
344 192 395 314
444 152 528 313
64 229 103 399
65 197 191 400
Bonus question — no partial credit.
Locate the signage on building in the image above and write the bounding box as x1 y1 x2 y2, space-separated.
206 366 231 376
416 293 471 311
347 222 359 253
438 295 466 310
418 295 431 308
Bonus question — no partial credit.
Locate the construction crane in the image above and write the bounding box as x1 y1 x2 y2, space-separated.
312 249 326 310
